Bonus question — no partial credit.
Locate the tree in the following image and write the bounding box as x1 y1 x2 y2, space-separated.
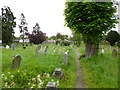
29 23 47 44
2 6 16 44
18 13 28 45
106 30 120 46
64 2 118 57
0 15 2 40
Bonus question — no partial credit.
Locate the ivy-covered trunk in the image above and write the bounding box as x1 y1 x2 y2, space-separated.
85 41 99 57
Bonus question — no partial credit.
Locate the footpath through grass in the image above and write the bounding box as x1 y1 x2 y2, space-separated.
78 44 118 88
2 43 76 88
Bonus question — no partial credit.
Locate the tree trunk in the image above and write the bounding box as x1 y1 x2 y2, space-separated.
85 41 99 58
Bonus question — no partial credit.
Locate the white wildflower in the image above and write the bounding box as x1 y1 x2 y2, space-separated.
28 83 31 85
2 74 4 77
51 79 54 81
46 74 50 77
31 84 36 87
37 74 40 78
10 75 14 78
32 78 36 83
17 70 20 73
8 72 11 74
4 77 7 80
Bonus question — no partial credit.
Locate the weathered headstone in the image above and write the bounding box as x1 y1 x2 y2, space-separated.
11 44 15 50
112 49 117 57
46 82 57 90
44 46 48 55
6 45 10 49
35 46 39 56
64 52 68 65
52 68 64 79
11 55 22 69
38 45 41 50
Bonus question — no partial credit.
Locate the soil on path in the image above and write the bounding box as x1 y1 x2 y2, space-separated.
75 49 85 88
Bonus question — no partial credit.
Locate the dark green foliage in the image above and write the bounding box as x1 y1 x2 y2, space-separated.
61 40 70 46
106 30 120 46
2 6 16 44
0 15 2 40
64 2 118 57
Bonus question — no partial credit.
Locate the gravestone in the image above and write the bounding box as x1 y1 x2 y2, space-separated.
52 68 64 79
11 44 15 50
6 45 10 49
112 49 117 57
11 55 22 69
46 82 57 90
44 46 48 55
64 52 68 65
35 46 39 56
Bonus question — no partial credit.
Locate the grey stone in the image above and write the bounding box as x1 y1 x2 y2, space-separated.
64 52 68 65
52 68 64 79
46 82 57 90
11 55 22 69
35 46 39 56
11 44 15 50
112 49 117 57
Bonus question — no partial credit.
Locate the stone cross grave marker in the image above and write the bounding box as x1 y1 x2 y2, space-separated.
35 46 39 56
46 82 57 90
11 55 22 69
64 52 68 65
11 44 15 50
112 49 117 57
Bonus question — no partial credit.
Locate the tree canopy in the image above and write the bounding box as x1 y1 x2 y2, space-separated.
64 2 118 57
106 30 120 46
2 6 16 44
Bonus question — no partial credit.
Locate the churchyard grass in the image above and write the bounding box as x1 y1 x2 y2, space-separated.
2 43 76 88
79 44 118 88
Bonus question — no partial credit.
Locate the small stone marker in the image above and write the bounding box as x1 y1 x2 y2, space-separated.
11 55 22 69
64 52 68 65
6 45 10 49
52 68 64 79
11 44 15 50
112 49 117 57
35 46 39 56
44 47 48 55
46 82 57 90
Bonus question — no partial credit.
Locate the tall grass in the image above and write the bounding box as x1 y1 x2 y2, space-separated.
79 45 118 88
2 43 76 88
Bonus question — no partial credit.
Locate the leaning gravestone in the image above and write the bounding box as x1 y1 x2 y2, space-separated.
44 46 48 55
35 46 39 56
64 52 68 65
112 49 117 57
52 68 64 79
11 55 22 69
11 44 15 50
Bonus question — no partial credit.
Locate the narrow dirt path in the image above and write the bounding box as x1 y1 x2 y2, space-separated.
75 49 85 88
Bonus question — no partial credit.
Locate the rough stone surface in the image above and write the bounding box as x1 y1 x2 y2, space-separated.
112 49 117 57
11 55 22 69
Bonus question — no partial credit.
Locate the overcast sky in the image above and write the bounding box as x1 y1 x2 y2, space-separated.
0 0 119 37
0 0 72 37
